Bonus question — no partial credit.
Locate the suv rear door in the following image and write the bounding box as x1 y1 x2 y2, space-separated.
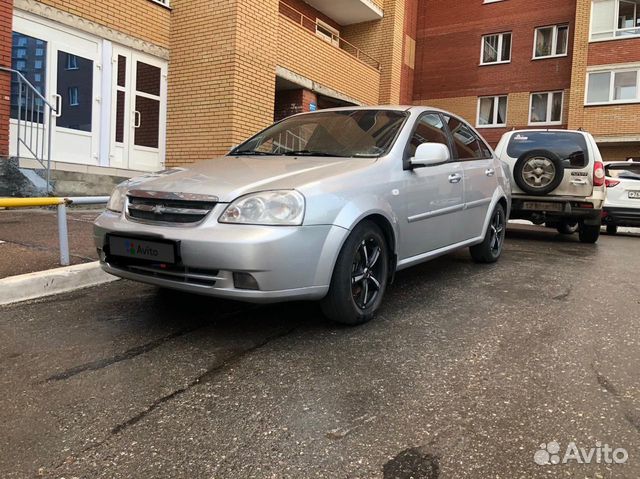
506 131 593 197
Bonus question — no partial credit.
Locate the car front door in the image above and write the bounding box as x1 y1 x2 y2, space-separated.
400 113 466 260
444 115 496 240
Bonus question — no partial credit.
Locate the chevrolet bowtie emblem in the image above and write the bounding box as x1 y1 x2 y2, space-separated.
152 204 166 215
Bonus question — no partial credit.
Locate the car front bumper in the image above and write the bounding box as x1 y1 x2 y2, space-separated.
94 209 349 303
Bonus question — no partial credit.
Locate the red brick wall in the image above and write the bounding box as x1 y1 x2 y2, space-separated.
274 88 318 122
414 0 576 100
588 37 640 66
0 0 13 158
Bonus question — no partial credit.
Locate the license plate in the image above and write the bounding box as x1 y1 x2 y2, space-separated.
522 201 563 212
629 191 640 199
108 235 176 263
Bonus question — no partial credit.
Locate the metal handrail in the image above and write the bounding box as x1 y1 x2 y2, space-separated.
0 66 58 193
279 2 381 71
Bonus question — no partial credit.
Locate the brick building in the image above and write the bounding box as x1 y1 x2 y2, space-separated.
415 0 640 160
0 0 639 194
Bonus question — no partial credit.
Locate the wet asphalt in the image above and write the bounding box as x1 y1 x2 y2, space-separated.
0 224 639 479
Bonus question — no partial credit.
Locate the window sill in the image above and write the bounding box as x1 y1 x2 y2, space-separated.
476 124 507 129
590 34 640 43
149 0 171 10
584 100 640 107
532 54 568 61
479 61 511 67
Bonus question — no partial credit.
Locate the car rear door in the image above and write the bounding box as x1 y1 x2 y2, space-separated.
400 112 466 259
506 131 593 197
443 115 496 240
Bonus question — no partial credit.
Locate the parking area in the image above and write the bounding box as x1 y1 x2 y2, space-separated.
1 224 639 478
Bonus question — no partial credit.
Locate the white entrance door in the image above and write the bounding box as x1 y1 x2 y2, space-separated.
11 13 101 166
110 47 167 172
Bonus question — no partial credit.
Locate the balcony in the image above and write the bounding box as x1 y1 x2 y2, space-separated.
301 0 383 25
278 3 381 105
279 2 381 70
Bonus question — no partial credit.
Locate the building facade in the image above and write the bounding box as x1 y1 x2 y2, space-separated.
415 0 640 160
0 0 638 194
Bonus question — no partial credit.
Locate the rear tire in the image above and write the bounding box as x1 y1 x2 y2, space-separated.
579 223 601 244
557 220 579 235
606 224 618 235
321 221 389 326
470 204 506 263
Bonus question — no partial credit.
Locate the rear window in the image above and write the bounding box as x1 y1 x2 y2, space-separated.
507 131 589 168
606 164 640 180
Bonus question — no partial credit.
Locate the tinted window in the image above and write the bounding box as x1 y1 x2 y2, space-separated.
444 115 491 160
606 164 640 180
407 113 451 158
507 131 589 168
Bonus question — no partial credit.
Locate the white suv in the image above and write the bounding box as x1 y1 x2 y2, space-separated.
495 130 606 243
602 159 640 235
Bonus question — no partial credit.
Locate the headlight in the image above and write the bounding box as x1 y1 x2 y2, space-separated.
107 184 127 213
219 190 305 226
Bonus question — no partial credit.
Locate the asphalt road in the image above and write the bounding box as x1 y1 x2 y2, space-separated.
1 224 639 479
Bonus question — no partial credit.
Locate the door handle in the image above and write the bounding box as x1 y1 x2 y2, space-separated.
53 94 62 118
134 111 141 128
485 168 495 177
571 179 588 185
449 173 462 184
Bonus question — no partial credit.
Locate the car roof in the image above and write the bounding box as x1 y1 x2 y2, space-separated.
506 129 589 135
604 160 640 166
301 105 460 115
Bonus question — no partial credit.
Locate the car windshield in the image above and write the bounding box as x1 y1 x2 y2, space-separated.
231 110 408 158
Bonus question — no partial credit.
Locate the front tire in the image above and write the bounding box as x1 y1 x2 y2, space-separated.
579 223 600 244
321 221 389 326
470 204 506 263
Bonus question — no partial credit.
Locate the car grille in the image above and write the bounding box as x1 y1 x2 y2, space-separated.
107 256 221 287
127 190 219 225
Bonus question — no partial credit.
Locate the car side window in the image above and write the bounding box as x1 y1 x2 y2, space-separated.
443 115 491 160
407 113 451 158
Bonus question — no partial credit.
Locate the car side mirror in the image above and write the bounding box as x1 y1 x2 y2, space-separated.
410 143 450 168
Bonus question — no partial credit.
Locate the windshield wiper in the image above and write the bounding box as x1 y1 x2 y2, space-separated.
281 150 343 157
232 151 278 156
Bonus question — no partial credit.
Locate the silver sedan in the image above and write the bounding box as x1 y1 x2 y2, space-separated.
95 107 511 325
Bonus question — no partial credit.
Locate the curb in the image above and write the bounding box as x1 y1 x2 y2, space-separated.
0 262 119 306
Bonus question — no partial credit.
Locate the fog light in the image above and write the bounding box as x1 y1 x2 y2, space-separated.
233 272 259 290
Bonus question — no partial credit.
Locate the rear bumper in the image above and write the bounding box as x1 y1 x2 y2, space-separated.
510 195 602 223
603 207 640 227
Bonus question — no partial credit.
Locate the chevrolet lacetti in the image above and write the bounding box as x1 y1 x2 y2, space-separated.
95 107 511 325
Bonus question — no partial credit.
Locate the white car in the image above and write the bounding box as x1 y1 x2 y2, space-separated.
495 129 607 243
602 159 640 234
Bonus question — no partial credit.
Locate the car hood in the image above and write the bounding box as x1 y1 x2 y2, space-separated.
125 155 376 202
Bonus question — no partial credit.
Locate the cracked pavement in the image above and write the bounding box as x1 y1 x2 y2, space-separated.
0 224 639 478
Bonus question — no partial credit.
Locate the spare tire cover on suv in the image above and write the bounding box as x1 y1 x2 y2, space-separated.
513 149 565 195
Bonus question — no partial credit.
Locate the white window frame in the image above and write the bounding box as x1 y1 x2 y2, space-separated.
476 95 508 128
480 32 512 65
149 0 171 8
528 91 564 125
483 0 506 3
590 0 640 42
315 19 340 47
533 24 570 59
585 65 640 105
